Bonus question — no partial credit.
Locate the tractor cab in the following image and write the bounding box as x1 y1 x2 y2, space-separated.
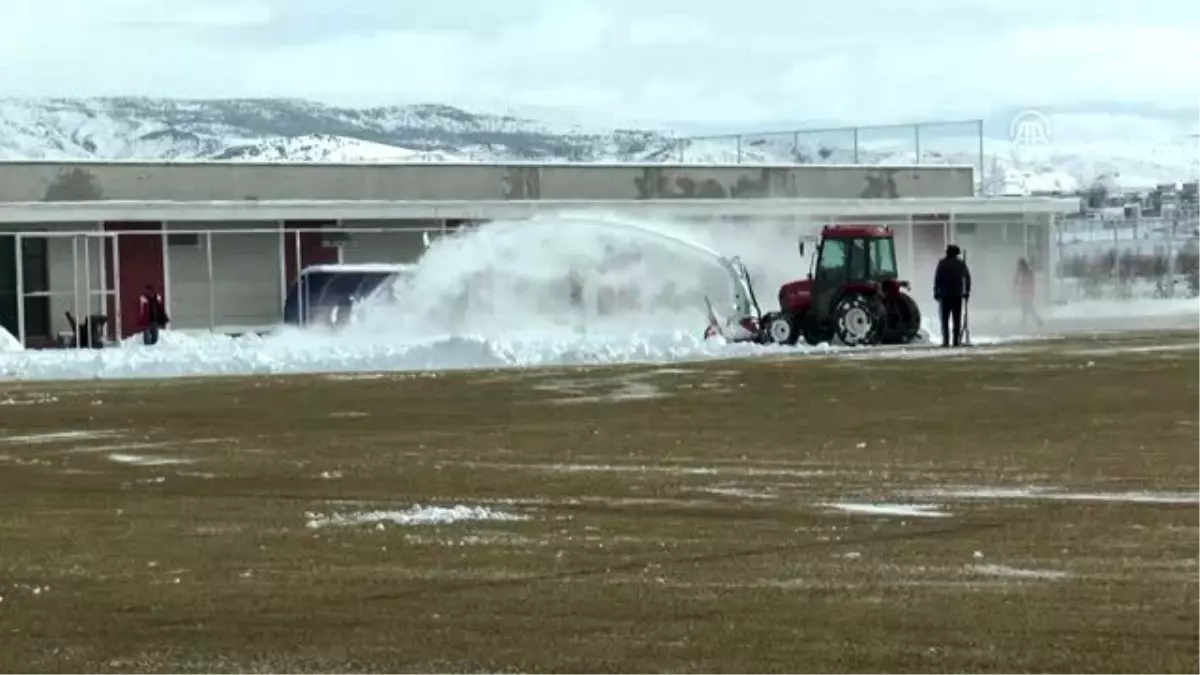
802 225 899 283
758 224 924 347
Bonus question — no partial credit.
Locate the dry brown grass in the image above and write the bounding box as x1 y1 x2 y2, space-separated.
0 330 1196 673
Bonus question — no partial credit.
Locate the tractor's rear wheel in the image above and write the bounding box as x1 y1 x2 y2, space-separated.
881 293 923 344
834 294 885 346
801 318 832 346
896 294 922 343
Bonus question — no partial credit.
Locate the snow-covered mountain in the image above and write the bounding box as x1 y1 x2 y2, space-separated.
0 97 1195 196
0 97 671 164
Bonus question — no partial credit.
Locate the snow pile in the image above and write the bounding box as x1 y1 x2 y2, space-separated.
0 326 19 352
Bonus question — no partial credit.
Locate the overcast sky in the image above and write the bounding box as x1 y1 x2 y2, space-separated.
3 0 1197 127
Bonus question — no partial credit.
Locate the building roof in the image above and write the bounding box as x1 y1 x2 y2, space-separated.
0 197 1080 225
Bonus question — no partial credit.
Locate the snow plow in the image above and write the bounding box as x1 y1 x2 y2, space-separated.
705 224 926 347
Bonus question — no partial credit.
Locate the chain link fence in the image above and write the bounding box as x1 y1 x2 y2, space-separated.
671 119 986 193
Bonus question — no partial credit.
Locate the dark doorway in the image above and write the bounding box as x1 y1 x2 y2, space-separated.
0 235 51 346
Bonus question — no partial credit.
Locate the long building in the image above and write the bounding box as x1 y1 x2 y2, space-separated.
0 160 1075 347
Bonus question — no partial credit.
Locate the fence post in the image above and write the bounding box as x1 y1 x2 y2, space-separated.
914 124 922 164
736 135 743 164
852 127 860 163
977 119 985 196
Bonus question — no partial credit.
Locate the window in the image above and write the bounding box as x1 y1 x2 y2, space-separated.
167 233 200 248
869 237 898 277
846 239 868 279
819 239 847 272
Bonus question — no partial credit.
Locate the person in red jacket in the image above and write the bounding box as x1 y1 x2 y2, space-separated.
1014 258 1043 330
138 284 170 345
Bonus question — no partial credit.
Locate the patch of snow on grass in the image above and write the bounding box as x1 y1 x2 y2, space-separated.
107 453 194 466
304 504 529 529
968 564 1071 580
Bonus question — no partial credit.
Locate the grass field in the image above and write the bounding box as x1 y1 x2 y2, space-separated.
0 330 1197 673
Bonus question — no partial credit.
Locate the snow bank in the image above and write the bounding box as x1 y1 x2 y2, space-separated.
0 326 778 381
1 326 20 352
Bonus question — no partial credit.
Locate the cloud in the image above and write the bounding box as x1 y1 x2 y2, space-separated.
0 0 1196 126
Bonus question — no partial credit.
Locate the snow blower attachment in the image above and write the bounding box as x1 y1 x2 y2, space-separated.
704 224 926 347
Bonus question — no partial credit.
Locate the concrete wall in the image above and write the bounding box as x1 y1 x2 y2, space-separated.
0 162 975 203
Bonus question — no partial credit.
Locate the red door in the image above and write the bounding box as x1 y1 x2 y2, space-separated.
282 221 340 286
104 222 164 340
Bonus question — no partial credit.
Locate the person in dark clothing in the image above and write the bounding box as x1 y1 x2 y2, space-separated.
138 284 170 346
933 244 972 347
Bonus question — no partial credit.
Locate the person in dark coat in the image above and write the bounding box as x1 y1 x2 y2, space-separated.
138 284 170 346
933 244 971 347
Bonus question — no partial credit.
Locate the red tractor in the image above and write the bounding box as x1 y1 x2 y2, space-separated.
755 224 924 347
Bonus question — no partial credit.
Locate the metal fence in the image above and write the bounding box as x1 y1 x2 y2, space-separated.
670 119 986 191
1051 213 1200 302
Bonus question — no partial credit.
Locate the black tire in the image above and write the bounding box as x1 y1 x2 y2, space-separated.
764 313 799 345
882 293 922 344
801 318 833 346
834 294 885 347
897 293 922 343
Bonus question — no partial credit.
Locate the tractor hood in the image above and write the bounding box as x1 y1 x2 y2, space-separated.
779 278 813 313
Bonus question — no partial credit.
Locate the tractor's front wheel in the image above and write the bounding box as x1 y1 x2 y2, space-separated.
834 294 885 346
764 313 799 345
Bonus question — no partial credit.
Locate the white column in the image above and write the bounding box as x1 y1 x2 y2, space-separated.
96 224 109 342
82 234 92 324
72 236 80 348
161 223 172 315
336 219 345 264
293 227 303 323
112 233 123 342
905 214 915 282
277 220 287 314
206 230 215 331
14 233 24 348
